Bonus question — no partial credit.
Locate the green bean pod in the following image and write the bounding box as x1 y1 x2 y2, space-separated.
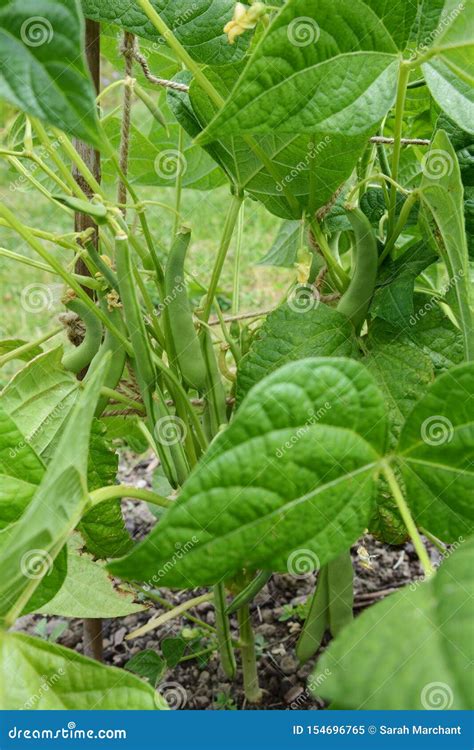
200 325 227 439
85 302 127 416
226 571 272 615
327 551 354 637
62 298 102 374
116 235 187 487
296 566 329 665
337 208 378 334
164 228 207 391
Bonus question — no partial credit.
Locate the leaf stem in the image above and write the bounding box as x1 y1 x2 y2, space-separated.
127 593 214 639
0 327 63 367
237 603 262 703
202 192 243 323
388 63 410 234
89 484 171 509
382 462 434 577
378 190 420 265
214 583 237 679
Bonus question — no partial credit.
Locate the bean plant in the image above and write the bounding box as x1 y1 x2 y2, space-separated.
0 0 472 711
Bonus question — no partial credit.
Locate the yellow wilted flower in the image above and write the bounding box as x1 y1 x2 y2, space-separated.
224 2 266 44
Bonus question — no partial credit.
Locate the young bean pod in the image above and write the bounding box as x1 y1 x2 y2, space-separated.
337 208 378 334
295 566 329 665
164 228 207 391
85 301 127 416
327 550 354 637
62 298 102 375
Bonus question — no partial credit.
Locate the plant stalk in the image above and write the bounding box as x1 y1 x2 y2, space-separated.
382 462 434 577
237 604 262 703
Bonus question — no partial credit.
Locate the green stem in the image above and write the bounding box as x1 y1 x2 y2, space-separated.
0 205 131 352
137 588 217 634
382 462 434 577
202 192 243 323
0 246 96 288
98 386 145 413
237 604 262 703
31 119 87 199
127 592 214 639
214 582 237 680
388 63 410 234
0 326 62 367
135 0 225 107
173 124 184 236
232 199 244 316
309 217 348 291
378 190 420 265
89 484 171 509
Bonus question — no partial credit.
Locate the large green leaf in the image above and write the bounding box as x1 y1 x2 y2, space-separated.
236 303 356 404
81 0 250 65
0 403 44 532
257 220 303 267
420 130 473 359
0 632 166 709
40 535 144 618
170 67 370 219
370 243 437 329
0 0 100 145
397 363 474 541
102 115 225 191
313 537 474 709
364 338 434 444
369 296 464 374
198 0 400 143
421 0 474 133
1 347 78 461
109 358 388 588
0 357 109 623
